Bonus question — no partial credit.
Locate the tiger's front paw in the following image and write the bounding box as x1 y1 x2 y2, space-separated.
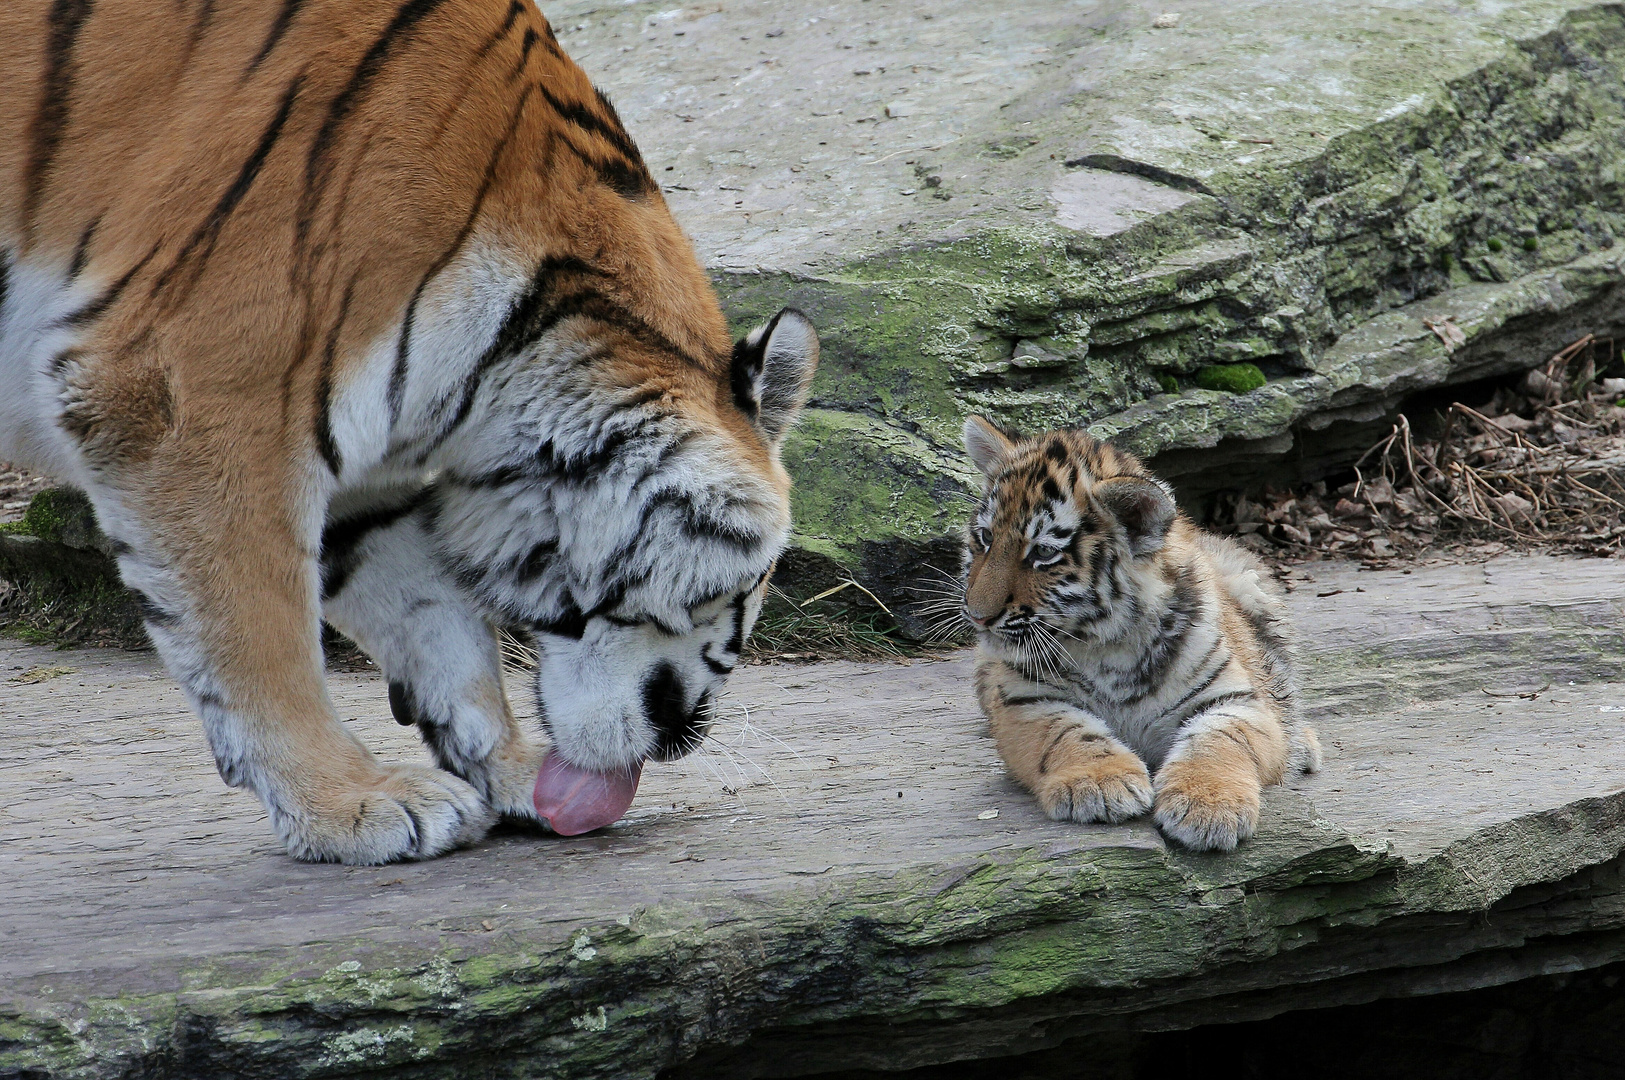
273 764 496 864
1152 761 1262 852
1035 750 1154 824
463 738 550 822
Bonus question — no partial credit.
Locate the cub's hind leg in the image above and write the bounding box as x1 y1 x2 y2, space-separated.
976 661 1153 823
321 488 545 823
98 450 492 864
1152 698 1290 852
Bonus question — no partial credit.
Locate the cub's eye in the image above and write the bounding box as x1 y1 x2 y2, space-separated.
1029 534 1072 567
971 525 992 550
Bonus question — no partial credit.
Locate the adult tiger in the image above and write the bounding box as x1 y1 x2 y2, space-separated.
0 0 818 863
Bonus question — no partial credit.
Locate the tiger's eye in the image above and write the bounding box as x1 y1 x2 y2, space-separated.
1030 546 1064 566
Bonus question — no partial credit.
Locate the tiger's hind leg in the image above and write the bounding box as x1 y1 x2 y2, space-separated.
1285 718 1324 775
320 488 546 823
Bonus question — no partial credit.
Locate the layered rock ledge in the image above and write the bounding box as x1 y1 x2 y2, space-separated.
3 555 1623 1078
552 0 1625 601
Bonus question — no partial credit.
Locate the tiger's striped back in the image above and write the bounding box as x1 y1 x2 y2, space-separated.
1 0 743 481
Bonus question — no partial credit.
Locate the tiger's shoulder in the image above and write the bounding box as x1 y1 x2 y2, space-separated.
1 0 738 479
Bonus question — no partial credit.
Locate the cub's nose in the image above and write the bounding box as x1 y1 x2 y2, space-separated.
965 561 1012 628
963 590 1012 629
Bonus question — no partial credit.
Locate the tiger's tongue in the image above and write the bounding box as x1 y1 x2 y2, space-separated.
532 753 642 836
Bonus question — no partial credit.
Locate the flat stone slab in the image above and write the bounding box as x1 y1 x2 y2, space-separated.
3 556 1625 1078
556 0 1617 276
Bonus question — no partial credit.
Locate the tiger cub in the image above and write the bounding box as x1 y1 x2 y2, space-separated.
960 417 1321 851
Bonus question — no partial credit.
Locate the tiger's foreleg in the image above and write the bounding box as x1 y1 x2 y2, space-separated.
321 491 545 823
98 462 492 864
1151 698 1290 851
975 659 1154 823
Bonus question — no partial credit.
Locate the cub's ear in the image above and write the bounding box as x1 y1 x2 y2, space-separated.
1096 477 1177 557
962 415 1016 479
732 308 819 442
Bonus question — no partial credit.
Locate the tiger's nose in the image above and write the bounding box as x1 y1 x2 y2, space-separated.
964 591 1013 628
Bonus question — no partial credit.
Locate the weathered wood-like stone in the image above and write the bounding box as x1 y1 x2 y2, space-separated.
2 556 1623 1078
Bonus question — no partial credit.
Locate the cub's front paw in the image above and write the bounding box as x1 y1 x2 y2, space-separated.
1036 750 1154 824
273 764 496 864
1152 761 1261 852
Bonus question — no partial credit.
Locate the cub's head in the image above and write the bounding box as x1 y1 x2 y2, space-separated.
960 417 1180 652
432 309 818 773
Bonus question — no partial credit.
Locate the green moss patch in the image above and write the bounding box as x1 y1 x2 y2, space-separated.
12 487 90 544
0 488 145 649
1193 363 1268 394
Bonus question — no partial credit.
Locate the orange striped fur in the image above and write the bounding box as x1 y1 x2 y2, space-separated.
1 1 818 863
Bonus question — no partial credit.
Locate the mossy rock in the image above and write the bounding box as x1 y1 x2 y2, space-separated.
592 0 1625 622
8 486 112 552
0 488 145 648
1193 363 1268 394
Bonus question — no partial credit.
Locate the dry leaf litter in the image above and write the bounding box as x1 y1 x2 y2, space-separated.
1210 334 1625 569
0 464 53 525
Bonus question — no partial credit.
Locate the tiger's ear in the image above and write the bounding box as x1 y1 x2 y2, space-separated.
1096 477 1177 557
732 308 818 442
963 415 1016 479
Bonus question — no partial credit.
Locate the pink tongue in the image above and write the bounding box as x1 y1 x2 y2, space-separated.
532 753 642 836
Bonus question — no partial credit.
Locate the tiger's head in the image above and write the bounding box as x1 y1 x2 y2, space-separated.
316 26 825 777
959 416 1181 657
429 308 818 774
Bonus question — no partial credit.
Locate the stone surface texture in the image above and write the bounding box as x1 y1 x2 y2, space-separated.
547 0 1625 596
3 555 1624 1078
